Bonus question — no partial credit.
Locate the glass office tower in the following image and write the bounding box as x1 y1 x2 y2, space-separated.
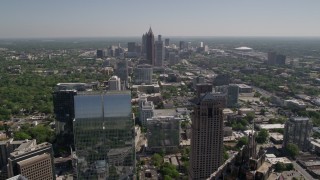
73 91 134 180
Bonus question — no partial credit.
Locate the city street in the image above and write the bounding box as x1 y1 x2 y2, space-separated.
292 161 316 180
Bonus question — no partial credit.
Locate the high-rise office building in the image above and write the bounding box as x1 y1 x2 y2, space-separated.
164 38 170 46
146 116 180 153
155 35 164 67
275 54 286 65
115 59 129 86
196 83 213 98
139 100 154 127
134 64 153 85
108 76 121 91
267 52 277 65
142 34 147 57
7 141 55 180
169 52 177 66
200 42 204 48
192 76 205 89
143 27 155 65
227 84 239 108
127 42 136 53
179 41 186 50
283 117 312 151
0 139 24 170
213 74 230 86
97 50 104 58
190 93 226 179
53 90 77 135
73 91 134 179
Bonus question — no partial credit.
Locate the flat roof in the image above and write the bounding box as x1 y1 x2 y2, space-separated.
269 133 284 140
258 124 284 129
266 157 291 165
235 46 252 50
17 153 51 167
257 162 272 173
154 109 177 117
236 84 252 88
290 117 309 121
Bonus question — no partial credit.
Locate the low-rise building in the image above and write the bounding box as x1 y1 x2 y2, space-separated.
284 99 306 110
236 84 253 93
257 124 284 130
269 132 284 144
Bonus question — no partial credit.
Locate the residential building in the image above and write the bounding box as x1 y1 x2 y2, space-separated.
73 91 135 179
190 93 226 179
7 141 54 180
284 117 312 151
134 64 153 85
108 76 121 91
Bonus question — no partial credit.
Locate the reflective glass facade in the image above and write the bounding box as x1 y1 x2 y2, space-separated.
74 91 134 180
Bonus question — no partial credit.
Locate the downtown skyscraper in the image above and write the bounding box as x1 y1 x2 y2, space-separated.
190 92 226 179
73 91 135 180
142 27 155 66
155 35 164 67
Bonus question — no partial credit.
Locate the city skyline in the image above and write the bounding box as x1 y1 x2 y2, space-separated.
1 0 320 38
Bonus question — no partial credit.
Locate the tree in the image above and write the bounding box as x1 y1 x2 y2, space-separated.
286 163 294 171
254 91 261 97
14 131 31 140
256 129 269 144
285 143 299 158
245 112 255 122
236 136 248 148
161 162 179 179
151 153 163 167
260 109 266 115
275 162 286 172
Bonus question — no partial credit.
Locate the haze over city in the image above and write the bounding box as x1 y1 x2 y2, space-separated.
1 0 320 38
2 1 320 180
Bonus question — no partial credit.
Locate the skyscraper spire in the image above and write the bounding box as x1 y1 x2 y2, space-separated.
148 26 153 34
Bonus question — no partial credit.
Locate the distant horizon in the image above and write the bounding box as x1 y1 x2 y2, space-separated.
1 35 320 41
1 1 320 39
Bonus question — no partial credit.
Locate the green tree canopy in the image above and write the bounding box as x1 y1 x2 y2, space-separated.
256 129 269 144
151 153 163 167
286 143 299 158
236 136 248 148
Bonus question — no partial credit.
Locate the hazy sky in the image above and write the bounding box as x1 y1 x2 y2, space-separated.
1 0 320 38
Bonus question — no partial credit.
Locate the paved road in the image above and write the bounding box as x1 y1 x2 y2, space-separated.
292 161 317 180
251 86 273 98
